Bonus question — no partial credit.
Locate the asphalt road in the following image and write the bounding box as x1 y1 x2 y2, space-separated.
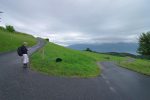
0 39 150 100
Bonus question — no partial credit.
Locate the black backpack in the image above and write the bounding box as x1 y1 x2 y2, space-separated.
17 47 23 56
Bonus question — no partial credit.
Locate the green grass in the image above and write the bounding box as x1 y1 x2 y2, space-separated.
0 30 37 52
119 58 150 75
31 42 125 78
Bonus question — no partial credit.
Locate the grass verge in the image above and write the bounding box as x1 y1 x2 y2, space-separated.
119 58 150 75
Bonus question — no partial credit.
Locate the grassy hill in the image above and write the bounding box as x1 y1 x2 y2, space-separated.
0 29 37 52
31 42 150 78
30 42 125 78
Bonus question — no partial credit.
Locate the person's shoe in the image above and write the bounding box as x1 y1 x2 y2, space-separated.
23 64 27 68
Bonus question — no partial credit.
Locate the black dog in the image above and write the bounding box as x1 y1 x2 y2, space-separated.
56 58 62 62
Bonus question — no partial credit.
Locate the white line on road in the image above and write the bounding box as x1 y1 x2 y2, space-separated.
109 86 117 93
101 74 107 79
106 80 110 84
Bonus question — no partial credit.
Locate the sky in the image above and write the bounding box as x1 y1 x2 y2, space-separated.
0 0 150 46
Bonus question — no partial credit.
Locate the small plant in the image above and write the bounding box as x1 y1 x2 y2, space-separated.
6 25 15 32
104 56 110 60
85 48 92 52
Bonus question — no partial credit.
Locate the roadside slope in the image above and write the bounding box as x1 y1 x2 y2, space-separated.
0 29 37 52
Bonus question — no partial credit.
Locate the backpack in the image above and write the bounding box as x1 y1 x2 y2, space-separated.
17 47 23 56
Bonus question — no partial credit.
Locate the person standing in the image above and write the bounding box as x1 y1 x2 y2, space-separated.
20 42 29 68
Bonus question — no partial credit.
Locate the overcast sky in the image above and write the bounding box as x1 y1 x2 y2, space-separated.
0 0 150 46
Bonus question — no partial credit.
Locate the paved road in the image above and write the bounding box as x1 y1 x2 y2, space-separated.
0 39 150 100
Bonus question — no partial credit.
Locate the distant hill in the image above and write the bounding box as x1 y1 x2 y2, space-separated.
68 43 138 55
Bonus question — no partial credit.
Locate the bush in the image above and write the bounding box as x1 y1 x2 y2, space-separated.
45 38 49 42
85 48 92 52
138 32 150 55
6 25 15 32
0 26 6 31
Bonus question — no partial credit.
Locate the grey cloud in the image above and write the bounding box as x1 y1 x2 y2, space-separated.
0 0 150 45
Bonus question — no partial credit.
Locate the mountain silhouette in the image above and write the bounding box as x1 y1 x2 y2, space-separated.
68 43 138 54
